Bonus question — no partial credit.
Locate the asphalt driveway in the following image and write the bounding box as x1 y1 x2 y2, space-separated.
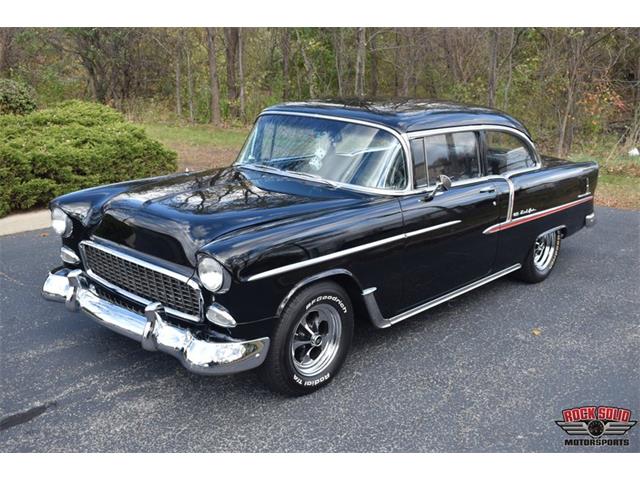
1 206 638 452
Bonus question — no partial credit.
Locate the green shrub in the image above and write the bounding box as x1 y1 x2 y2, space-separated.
0 100 177 217
0 79 37 115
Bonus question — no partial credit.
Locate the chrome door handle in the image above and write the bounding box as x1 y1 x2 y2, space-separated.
479 186 496 193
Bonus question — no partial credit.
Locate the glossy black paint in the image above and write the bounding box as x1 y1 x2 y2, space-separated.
50 102 598 342
492 156 598 271
398 180 500 308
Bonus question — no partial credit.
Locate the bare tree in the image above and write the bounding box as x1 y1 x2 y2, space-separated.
332 29 344 97
0 28 17 76
224 28 240 117
184 30 195 123
354 27 366 97
238 29 246 121
281 28 290 100
487 29 499 107
501 28 518 110
557 28 618 156
295 29 315 97
206 28 221 126
369 29 380 97
174 35 182 118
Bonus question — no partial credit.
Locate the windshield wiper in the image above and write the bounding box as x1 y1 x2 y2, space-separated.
284 170 338 188
238 164 338 189
237 163 283 174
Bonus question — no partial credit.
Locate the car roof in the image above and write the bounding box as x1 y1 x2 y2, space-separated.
262 99 532 138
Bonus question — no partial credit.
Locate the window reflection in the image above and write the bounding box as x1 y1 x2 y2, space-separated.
237 114 407 190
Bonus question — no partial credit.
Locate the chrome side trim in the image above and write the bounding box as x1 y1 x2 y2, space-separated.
364 264 522 329
505 176 515 222
483 196 593 235
247 220 461 282
79 240 202 323
404 221 460 238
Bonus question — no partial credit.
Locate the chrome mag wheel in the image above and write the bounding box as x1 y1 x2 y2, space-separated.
290 304 342 377
533 231 558 271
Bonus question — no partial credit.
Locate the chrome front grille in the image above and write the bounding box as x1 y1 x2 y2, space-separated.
81 241 201 321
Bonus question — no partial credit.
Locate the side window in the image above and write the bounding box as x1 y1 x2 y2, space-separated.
425 132 480 185
410 138 427 187
485 131 536 174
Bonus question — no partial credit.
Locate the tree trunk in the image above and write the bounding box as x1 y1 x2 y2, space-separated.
443 28 460 83
295 29 315 97
487 29 499 108
333 30 344 97
282 28 290 100
369 30 378 97
557 33 583 157
354 27 366 97
557 73 578 157
631 29 640 145
394 29 401 97
502 28 516 110
174 38 182 118
224 27 239 117
206 28 221 126
186 43 195 124
0 28 15 76
238 29 246 121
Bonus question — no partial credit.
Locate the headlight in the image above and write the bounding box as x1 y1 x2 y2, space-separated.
198 256 225 292
51 207 72 237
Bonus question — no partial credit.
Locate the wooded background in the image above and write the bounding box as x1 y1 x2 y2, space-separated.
1 27 639 156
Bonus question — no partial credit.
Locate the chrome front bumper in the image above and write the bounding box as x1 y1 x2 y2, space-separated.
42 269 270 375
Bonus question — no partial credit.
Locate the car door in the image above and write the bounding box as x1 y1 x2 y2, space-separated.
399 130 500 309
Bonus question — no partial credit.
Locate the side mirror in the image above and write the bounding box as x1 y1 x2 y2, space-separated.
438 174 452 190
424 175 452 201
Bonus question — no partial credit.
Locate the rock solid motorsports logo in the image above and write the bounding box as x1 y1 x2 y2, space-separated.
556 406 637 447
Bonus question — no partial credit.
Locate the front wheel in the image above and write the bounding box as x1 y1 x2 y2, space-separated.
259 281 354 396
516 229 562 283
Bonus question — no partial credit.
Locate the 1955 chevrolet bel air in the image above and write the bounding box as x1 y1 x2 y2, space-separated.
42 100 598 395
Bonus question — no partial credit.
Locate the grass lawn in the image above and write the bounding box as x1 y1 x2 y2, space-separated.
143 122 639 210
141 123 249 172
570 152 640 210
592 173 640 210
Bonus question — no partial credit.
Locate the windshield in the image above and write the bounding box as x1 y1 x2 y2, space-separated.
235 114 408 191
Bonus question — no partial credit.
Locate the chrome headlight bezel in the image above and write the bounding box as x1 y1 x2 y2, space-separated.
197 256 228 293
51 207 73 237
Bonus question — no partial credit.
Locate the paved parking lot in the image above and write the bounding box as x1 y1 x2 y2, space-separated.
1 206 638 452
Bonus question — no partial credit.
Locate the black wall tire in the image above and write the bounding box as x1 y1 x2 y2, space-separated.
516 230 562 283
259 281 354 396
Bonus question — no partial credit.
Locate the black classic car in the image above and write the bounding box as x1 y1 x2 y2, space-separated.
43 100 598 395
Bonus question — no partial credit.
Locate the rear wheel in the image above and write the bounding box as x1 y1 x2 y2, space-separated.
259 281 353 396
516 229 562 283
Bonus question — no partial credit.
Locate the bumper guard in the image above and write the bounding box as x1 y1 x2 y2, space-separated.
585 212 596 228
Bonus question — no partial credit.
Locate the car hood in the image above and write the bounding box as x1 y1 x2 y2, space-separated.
91 167 369 266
